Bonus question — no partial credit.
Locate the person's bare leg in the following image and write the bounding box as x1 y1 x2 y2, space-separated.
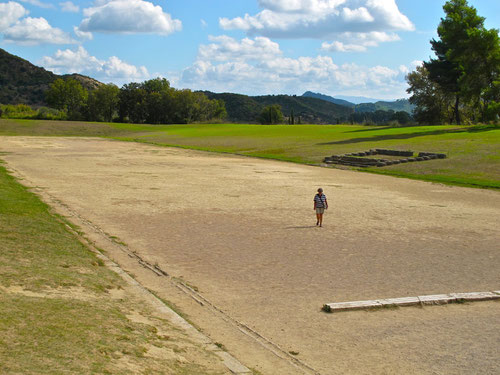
319 213 323 227
316 213 320 225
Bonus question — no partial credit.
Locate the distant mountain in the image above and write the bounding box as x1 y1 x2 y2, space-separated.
302 91 355 108
0 48 102 106
355 99 415 114
303 92 384 105
302 91 414 114
333 95 385 104
203 92 353 124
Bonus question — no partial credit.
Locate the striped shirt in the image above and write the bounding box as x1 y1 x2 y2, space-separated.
314 193 327 208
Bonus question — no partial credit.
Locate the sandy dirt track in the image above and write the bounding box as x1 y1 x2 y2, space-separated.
1 136 499 374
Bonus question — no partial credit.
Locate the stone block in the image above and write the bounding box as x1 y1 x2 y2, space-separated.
450 292 500 301
418 294 455 305
377 297 420 306
326 300 382 311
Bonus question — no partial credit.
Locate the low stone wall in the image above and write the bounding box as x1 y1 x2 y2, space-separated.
324 149 446 167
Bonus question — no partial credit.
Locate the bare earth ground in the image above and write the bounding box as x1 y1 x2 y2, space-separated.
1 136 499 375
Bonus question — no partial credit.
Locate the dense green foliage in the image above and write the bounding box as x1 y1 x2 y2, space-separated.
1 119 498 189
46 79 88 120
407 0 500 124
87 83 120 122
259 104 284 124
44 77 226 123
119 78 226 124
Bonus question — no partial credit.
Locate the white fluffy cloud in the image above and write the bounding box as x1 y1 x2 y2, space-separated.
321 31 400 52
40 46 149 83
60 1 79 12
73 26 93 41
181 36 410 98
220 0 413 52
0 2 28 31
78 0 181 35
199 35 282 62
3 16 76 45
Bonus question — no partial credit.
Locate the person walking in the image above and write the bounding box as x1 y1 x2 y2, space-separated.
314 188 328 227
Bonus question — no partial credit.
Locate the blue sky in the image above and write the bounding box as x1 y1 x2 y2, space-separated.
1 0 499 100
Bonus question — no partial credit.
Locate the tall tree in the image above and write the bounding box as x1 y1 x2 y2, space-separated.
259 104 284 124
46 78 87 120
423 0 500 124
407 65 454 124
118 82 147 123
87 83 119 122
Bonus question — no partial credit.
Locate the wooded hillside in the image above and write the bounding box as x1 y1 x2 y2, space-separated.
0 48 101 107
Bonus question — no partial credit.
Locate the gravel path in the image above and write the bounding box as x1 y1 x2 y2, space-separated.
1 136 499 374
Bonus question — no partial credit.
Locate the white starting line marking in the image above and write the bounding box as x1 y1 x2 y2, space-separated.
324 291 500 312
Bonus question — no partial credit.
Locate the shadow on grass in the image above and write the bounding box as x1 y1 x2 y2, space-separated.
317 125 498 146
345 126 394 133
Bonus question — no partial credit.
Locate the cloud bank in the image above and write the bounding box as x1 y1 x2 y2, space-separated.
40 46 149 84
181 36 411 99
220 0 413 52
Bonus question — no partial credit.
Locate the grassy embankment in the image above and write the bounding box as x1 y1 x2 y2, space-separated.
1 119 499 189
0 162 226 374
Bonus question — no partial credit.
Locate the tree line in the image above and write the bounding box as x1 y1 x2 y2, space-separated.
407 0 500 125
258 104 413 125
45 77 227 124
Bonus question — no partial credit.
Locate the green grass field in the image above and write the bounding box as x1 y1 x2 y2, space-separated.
0 162 226 374
1 119 499 189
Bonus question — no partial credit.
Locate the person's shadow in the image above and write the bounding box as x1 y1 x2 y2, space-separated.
285 225 317 229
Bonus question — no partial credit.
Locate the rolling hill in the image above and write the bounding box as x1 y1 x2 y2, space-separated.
302 91 414 114
203 92 353 124
302 91 356 108
0 48 102 107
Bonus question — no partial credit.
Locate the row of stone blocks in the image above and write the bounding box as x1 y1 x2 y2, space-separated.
347 149 414 157
322 291 500 313
324 149 447 167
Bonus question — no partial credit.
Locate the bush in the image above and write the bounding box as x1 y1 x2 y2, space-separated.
0 104 37 118
0 104 67 120
35 107 67 120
